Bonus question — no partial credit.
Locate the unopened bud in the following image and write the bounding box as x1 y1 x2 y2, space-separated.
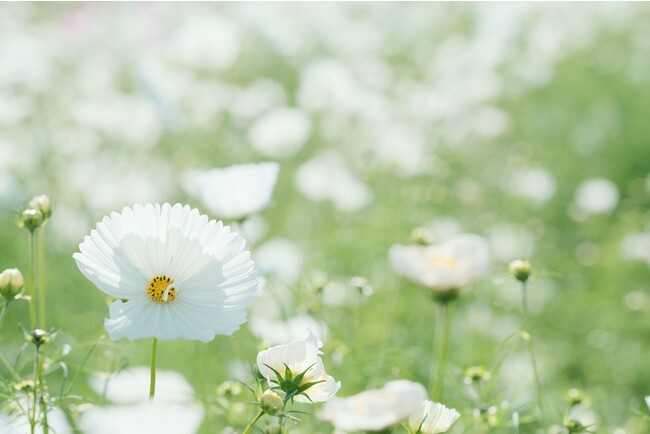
216 380 242 397
509 259 532 283
20 209 43 233
464 366 490 383
565 388 587 406
29 194 52 220
260 390 284 415
0 268 24 301
29 329 49 348
564 418 585 434
410 227 434 245
14 380 35 392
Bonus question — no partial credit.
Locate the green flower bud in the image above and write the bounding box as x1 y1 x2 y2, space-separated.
260 390 284 415
29 194 52 220
0 268 24 301
29 329 49 348
14 380 35 392
509 259 532 283
565 388 587 406
564 417 586 433
410 227 434 245
464 366 490 383
20 209 44 233
216 380 242 397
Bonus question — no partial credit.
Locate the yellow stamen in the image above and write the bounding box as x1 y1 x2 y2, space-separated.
147 275 176 303
428 255 458 268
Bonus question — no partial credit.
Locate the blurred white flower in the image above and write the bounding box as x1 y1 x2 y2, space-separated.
0 405 71 434
318 380 427 431
248 106 312 158
645 395 650 410
167 12 240 71
486 223 535 262
504 167 556 204
621 231 650 265
367 123 429 177
408 400 460 434
79 367 203 434
249 314 327 346
294 151 372 212
73 203 258 342
230 78 287 122
573 178 619 215
257 330 340 403
389 234 490 296
89 367 195 405
254 238 303 284
185 162 280 220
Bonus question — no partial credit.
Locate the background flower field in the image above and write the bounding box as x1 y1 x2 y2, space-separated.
1 2 650 433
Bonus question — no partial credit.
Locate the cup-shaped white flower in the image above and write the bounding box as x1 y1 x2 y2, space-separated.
256 331 340 403
185 162 279 220
389 234 490 301
318 380 427 431
408 400 460 434
73 203 259 342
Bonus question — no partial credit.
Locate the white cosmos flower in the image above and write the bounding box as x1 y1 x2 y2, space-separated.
79 367 203 434
185 162 280 220
318 380 427 431
1 401 71 434
408 400 460 434
256 330 340 403
73 203 259 342
389 234 490 297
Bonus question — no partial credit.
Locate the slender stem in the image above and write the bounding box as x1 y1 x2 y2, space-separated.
149 338 158 400
242 410 264 434
31 347 39 434
521 281 543 422
28 231 37 329
0 303 7 330
38 347 49 434
433 302 453 401
38 227 46 328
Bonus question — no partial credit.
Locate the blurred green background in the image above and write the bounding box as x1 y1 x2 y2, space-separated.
1 3 650 433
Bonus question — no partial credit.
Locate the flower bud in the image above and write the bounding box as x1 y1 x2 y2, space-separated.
410 226 434 245
565 388 587 406
29 194 52 220
264 425 285 434
216 380 242 397
564 417 586 434
29 329 49 348
0 268 24 301
20 209 44 233
14 380 35 392
260 390 284 415
464 366 490 383
509 259 532 283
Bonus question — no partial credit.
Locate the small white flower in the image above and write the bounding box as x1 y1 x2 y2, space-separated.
73 203 258 342
318 380 427 431
185 162 279 220
408 400 460 434
389 234 490 295
248 106 312 158
79 367 204 434
573 178 619 215
256 330 340 403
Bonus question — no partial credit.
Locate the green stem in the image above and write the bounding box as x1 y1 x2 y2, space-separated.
38 347 49 434
31 347 39 434
433 302 453 401
242 410 264 434
149 338 158 400
38 226 46 328
0 303 7 330
521 281 543 422
28 231 37 329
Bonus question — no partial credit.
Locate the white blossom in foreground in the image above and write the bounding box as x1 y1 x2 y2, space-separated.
318 380 427 431
389 234 490 300
185 162 279 220
79 367 203 434
408 400 460 434
0 403 71 434
257 330 340 403
73 203 258 342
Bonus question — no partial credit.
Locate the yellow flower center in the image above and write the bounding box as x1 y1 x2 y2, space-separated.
147 275 176 303
428 255 458 268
